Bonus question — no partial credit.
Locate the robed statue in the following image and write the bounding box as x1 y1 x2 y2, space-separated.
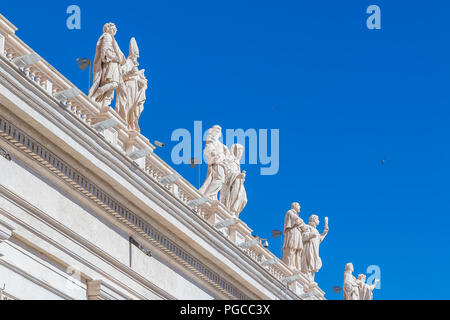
357 274 378 300
89 23 126 108
89 23 148 132
219 144 247 217
343 263 378 300
301 215 329 281
343 263 361 300
199 125 229 201
116 37 148 131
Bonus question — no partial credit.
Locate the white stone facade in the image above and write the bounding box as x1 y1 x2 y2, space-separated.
0 14 325 300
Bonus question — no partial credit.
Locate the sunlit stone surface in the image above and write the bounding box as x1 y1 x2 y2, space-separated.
0 14 326 300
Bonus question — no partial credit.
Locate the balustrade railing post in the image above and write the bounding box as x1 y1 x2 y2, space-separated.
43 78 52 95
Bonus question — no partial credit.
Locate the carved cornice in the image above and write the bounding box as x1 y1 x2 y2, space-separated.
0 12 323 299
0 255 72 300
0 115 248 300
0 186 173 301
0 290 18 300
0 14 17 36
0 59 315 299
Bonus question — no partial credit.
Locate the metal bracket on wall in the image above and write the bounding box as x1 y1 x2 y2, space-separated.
130 237 152 257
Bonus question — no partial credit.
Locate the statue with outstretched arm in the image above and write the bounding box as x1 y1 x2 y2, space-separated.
301 216 329 281
343 263 362 300
358 274 378 300
282 202 305 271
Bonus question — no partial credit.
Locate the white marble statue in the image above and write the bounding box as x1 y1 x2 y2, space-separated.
357 274 378 300
219 144 247 217
343 264 378 300
199 125 229 200
89 23 126 108
301 215 329 281
282 202 305 271
343 263 361 300
116 37 148 132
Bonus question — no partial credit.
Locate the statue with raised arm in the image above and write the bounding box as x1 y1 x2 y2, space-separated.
343 263 361 300
220 144 247 217
199 125 229 200
282 202 305 271
301 215 329 281
89 23 126 109
116 37 148 131
358 274 378 300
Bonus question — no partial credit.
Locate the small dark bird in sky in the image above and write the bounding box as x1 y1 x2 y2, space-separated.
381 158 386 165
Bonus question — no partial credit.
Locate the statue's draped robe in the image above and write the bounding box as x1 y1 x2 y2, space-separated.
89 32 125 105
116 59 147 131
301 224 326 278
359 282 376 300
282 209 304 270
199 136 228 200
343 272 360 300
219 147 247 217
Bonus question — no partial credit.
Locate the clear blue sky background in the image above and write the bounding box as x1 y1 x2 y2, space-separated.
2 1 449 300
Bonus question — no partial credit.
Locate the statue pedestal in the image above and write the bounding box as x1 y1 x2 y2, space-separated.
205 201 230 237
91 106 126 149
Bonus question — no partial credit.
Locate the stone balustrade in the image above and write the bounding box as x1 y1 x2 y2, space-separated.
0 27 97 128
0 13 325 299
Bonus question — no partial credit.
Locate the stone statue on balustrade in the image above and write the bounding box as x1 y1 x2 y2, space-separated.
343 263 361 300
199 125 229 201
282 202 305 271
357 273 378 300
116 37 148 132
219 143 247 217
343 263 378 300
89 23 126 108
301 215 329 281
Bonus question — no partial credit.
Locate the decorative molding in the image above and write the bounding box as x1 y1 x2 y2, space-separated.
0 14 18 35
87 280 130 300
0 217 14 242
0 287 18 300
0 56 310 299
0 256 72 300
0 186 172 301
282 273 302 284
0 29 320 297
0 115 249 300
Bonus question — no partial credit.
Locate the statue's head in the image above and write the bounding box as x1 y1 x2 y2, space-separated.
357 274 366 282
291 202 301 213
345 263 354 273
209 125 222 139
103 23 117 36
309 214 319 226
230 144 245 161
129 37 140 63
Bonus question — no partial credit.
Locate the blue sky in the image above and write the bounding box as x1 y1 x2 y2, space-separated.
2 1 450 299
